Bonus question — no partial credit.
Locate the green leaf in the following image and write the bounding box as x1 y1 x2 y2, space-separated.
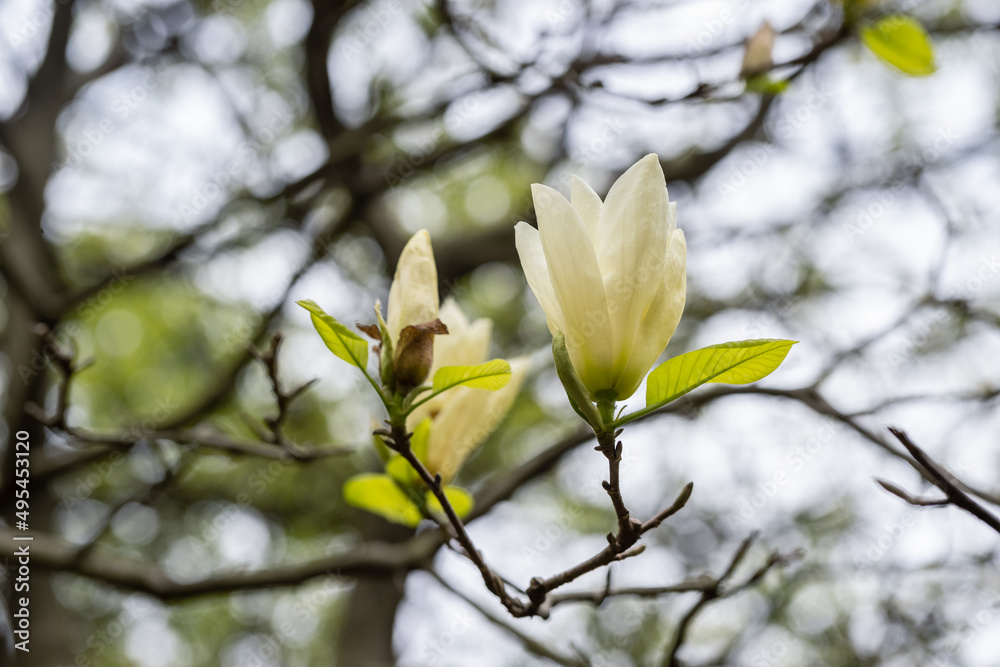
746 75 789 95
432 359 511 393
427 486 474 519
645 339 797 408
860 15 936 76
297 300 369 370
410 417 431 464
343 474 422 527
385 456 414 486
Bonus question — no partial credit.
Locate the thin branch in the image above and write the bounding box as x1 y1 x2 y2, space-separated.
662 535 798 667
384 421 526 614
878 427 1000 535
30 422 353 462
71 447 187 566
428 571 587 667
0 525 443 600
545 576 716 607
248 333 319 450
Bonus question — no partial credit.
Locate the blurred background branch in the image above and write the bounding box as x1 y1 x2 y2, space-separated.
2 0 1000 664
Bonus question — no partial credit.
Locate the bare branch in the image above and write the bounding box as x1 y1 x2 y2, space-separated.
878 427 1000 535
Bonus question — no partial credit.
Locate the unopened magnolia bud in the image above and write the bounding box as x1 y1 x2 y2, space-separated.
394 319 448 395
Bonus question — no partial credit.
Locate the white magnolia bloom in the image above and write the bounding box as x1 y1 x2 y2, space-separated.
408 298 529 484
386 229 439 345
381 229 445 393
515 153 686 401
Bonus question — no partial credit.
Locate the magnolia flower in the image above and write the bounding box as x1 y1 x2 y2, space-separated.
370 229 448 394
408 298 528 484
515 153 686 402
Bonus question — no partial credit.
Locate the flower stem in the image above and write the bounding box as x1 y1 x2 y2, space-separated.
594 396 643 549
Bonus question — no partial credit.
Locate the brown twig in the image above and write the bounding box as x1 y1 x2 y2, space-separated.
23 324 90 429
428 570 587 667
387 415 695 618
384 421 527 614
248 333 319 451
662 534 799 667
524 482 693 618
878 427 1000 535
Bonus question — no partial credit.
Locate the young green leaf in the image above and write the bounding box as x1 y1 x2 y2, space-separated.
860 15 936 76
385 455 415 487
432 359 511 393
343 474 422 527
644 339 797 410
746 75 790 95
297 300 369 370
410 417 431 463
427 486 474 519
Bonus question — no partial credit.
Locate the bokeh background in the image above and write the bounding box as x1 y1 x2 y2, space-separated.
2 0 1000 665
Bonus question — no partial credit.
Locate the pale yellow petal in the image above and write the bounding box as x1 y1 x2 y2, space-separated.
613 229 687 399
433 299 490 371
386 230 439 346
514 221 564 335
532 183 614 395
425 357 529 484
439 319 490 369
424 386 492 485
407 298 492 427
438 298 470 334
570 175 603 244
596 154 670 388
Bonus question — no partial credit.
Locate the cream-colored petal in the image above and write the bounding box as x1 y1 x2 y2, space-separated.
433 317 491 372
532 184 615 394
596 154 671 388
432 299 489 371
515 221 564 335
613 229 687 399
570 175 603 244
438 298 470 334
425 357 529 484
424 386 492 485
386 230 439 346
407 298 493 426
